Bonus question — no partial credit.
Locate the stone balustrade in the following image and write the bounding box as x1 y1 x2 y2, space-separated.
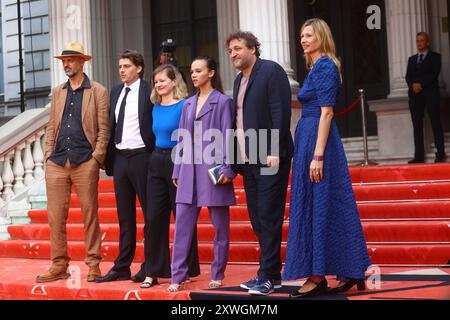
0 129 46 207
0 107 50 233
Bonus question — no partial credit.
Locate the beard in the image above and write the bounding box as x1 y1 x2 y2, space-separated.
233 60 244 70
65 69 79 78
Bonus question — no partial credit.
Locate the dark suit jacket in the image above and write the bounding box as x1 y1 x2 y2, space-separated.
232 58 294 166
105 79 155 176
405 50 441 98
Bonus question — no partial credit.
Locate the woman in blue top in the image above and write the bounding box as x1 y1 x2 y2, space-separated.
140 64 200 288
283 18 371 298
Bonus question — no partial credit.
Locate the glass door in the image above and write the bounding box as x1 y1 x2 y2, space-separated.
151 0 219 94
293 0 389 138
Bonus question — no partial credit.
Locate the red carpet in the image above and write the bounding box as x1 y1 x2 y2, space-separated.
7 220 450 243
1 163 450 300
0 259 448 300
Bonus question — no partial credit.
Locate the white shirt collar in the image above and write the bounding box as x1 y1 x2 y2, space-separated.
125 78 141 93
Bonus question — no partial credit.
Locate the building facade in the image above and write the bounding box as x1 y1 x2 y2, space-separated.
1 0 449 145
1 0 50 120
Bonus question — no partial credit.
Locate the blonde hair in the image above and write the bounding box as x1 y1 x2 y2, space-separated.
151 64 188 104
301 18 342 81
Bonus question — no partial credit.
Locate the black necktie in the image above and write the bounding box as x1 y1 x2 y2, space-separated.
114 87 131 145
418 54 424 64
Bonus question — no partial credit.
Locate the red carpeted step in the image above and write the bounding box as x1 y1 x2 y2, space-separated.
28 207 289 224
9 221 450 243
353 182 450 201
8 223 291 243
0 240 264 263
95 164 450 192
358 201 450 220
362 221 450 242
349 164 450 184
94 176 294 193
28 200 450 225
70 182 450 208
367 244 450 265
70 190 292 208
0 240 449 265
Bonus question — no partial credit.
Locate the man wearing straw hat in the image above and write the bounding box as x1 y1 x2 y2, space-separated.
36 42 109 283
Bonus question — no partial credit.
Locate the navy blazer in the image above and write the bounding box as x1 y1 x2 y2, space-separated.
232 58 294 165
105 79 155 176
405 50 441 98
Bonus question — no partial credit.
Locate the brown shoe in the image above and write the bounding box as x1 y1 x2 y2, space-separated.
87 265 101 282
36 270 70 283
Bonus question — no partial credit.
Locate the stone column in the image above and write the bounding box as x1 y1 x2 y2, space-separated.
369 0 435 162
216 0 240 95
49 0 113 90
49 0 93 88
428 0 449 96
90 0 113 90
110 0 153 82
386 0 429 98
238 0 299 92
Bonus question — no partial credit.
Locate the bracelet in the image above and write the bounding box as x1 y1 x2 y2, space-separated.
313 155 324 161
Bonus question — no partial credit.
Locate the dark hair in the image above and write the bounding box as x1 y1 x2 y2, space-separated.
192 56 224 93
120 50 145 78
226 31 261 57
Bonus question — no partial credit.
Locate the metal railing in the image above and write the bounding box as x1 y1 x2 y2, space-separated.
358 89 377 167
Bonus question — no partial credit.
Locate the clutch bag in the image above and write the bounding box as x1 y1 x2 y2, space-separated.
207 165 223 185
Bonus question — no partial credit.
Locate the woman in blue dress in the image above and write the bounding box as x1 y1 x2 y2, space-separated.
283 18 371 298
140 64 200 289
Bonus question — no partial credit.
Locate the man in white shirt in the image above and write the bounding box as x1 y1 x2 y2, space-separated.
96 50 155 283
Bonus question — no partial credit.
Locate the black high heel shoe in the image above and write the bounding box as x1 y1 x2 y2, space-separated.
328 279 366 294
289 278 328 299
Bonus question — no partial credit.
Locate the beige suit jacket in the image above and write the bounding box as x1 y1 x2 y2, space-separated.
45 79 110 167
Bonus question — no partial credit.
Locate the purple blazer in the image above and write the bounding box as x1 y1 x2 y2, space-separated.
172 90 236 207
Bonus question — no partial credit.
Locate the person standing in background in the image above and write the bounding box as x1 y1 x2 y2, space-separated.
406 32 446 164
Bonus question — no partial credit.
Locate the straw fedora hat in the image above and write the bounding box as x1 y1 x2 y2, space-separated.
54 42 92 61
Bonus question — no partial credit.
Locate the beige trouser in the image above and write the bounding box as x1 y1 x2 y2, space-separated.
45 158 102 272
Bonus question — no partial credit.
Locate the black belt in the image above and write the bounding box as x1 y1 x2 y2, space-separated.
116 147 147 158
154 147 173 155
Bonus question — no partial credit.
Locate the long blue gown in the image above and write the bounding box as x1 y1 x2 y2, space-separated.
283 56 371 281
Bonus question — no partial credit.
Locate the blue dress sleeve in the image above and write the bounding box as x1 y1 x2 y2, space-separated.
310 58 340 107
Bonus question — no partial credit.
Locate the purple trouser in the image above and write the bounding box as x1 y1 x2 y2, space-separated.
171 204 230 284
